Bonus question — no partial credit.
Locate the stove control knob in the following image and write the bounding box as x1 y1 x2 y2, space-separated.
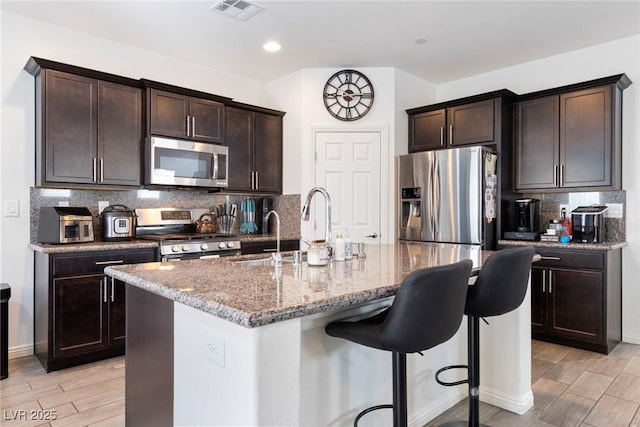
218 242 226 249
226 242 235 248
182 245 190 252
171 245 180 253
200 243 209 251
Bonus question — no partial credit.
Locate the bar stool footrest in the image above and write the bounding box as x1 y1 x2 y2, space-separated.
354 404 393 427
439 420 490 427
435 364 469 387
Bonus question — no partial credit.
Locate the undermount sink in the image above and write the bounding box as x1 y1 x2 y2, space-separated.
232 254 306 267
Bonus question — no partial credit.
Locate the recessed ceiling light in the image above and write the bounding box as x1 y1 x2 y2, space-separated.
263 41 281 52
415 38 427 45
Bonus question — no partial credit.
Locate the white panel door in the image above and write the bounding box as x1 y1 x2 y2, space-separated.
314 131 381 243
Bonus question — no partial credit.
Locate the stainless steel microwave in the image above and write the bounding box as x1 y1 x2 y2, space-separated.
146 137 228 189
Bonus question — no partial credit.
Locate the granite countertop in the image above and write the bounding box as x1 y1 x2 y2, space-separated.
28 234 301 254
105 242 492 328
29 239 159 253
498 239 627 251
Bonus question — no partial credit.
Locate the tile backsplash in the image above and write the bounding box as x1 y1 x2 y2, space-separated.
30 187 301 242
524 190 626 241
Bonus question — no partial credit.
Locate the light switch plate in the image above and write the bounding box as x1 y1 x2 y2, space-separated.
3 200 19 217
605 203 623 218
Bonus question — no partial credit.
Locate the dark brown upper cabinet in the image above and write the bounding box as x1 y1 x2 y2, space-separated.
225 104 284 194
148 88 225 144
515 74 631 192
25 57 143 189
407 91 515 153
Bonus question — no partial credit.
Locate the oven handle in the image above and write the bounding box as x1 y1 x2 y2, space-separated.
200 254 221 260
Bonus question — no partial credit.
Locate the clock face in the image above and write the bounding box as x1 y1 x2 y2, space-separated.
323 69 374 121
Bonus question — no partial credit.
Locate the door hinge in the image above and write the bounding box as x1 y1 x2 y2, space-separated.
314 151 317 161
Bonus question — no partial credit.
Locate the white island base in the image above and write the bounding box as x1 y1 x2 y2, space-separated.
128 284 532 426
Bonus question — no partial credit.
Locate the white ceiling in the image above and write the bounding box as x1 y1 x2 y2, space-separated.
3 0 640 83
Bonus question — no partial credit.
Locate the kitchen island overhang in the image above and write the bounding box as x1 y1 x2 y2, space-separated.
105 242 533 426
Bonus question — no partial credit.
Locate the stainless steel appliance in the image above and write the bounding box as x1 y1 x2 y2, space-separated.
397 146 497 248
101 204 136 241
135 208 240 261
146 136 228 189
504 198 540 241
571 206 608 243
37 207 94 244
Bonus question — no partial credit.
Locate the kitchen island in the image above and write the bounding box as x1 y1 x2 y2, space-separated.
105 242 533 427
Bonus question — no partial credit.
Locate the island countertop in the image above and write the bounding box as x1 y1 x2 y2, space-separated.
105 241 492 328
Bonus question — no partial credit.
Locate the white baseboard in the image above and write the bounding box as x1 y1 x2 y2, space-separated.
479 386 534 415
409 388 466 426
623 333 640 345
9 344 34 360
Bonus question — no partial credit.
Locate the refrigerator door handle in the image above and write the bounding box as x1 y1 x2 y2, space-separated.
433 152 441 233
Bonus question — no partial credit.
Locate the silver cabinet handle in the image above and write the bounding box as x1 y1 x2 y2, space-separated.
540 256 561 261
560 164 564 186
549 273 553 293
99 158 104 183
192 116 196 137
449 124 453 145
251 171 255 189
186 115 190 137
111 277 115 303
103 277 107 303
255 171 259 189
554 165 558 187
542 272 546 293
92 158 97 182
95 260 124 265
440 126 444 146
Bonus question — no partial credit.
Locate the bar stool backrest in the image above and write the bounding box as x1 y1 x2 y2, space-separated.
465 247 535 318
381 259 473 354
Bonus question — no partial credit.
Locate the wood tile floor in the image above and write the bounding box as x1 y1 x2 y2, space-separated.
1 340 639 426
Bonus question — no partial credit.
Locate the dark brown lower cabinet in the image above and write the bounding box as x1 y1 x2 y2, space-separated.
35 247 156 372
240 239 300 255
530 247 621 354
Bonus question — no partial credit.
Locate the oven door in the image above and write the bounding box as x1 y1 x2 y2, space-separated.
147 137 228 188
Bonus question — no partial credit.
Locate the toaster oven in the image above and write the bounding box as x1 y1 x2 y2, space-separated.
37 207 94 244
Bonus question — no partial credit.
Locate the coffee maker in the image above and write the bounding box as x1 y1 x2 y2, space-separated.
504 198 540 241
257 197 273 235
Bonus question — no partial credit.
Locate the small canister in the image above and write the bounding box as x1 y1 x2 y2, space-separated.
307 240 329 266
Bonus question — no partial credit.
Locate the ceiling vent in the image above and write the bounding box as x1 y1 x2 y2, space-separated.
210 0 265 21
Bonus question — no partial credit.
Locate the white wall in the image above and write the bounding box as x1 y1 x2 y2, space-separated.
0 11 269 355
435 35 640 343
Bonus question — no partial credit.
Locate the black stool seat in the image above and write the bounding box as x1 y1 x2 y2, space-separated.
326 259 473 427
436 247 535 427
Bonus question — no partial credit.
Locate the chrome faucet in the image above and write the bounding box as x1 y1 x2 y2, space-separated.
266 210 282 267
301 187 332 255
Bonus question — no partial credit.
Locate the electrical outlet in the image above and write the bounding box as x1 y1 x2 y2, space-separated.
98 201 110 214
58 201 69 207
605 203 623 218
203 334 225 367
559 204 570 218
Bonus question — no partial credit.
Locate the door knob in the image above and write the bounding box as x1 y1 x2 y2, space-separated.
366 233 378 238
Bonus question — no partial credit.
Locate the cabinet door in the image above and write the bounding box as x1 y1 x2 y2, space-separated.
253 112 283 193
108 278 126 347
225 107 254 191
53 275 107 357
190 98 224 143
98 81 142 186
448 99 494 146
409 110 446 152
515 96 560 190
530 266 547 333
548 268 604 343
45 70 97 184
149 89 189 139
560 86 612 188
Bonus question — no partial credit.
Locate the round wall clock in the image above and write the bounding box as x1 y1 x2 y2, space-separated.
323 69 374 121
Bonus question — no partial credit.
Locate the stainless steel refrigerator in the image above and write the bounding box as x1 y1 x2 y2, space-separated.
397 146 497 249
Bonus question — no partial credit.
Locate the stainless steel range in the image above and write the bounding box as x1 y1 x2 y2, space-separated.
135 208 241 261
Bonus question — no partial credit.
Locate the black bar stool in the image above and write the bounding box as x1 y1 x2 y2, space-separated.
435 247 535 427
325 259 473 427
